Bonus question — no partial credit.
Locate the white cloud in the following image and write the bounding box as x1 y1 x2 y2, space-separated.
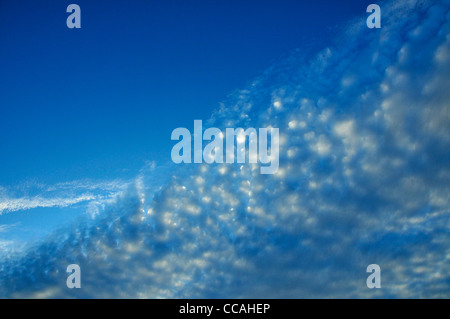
0 179 129 215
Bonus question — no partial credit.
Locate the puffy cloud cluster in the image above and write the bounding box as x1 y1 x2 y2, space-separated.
1 0 449 298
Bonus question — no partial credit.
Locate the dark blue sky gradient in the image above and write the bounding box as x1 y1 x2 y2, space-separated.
0 0 373 185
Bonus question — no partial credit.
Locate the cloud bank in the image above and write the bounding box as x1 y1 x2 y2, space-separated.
0 0 449 298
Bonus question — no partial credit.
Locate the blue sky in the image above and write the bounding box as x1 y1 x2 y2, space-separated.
0 0 373 184
1 0 450 298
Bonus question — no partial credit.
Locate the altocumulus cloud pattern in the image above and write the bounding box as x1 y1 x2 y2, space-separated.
1 0 450 298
